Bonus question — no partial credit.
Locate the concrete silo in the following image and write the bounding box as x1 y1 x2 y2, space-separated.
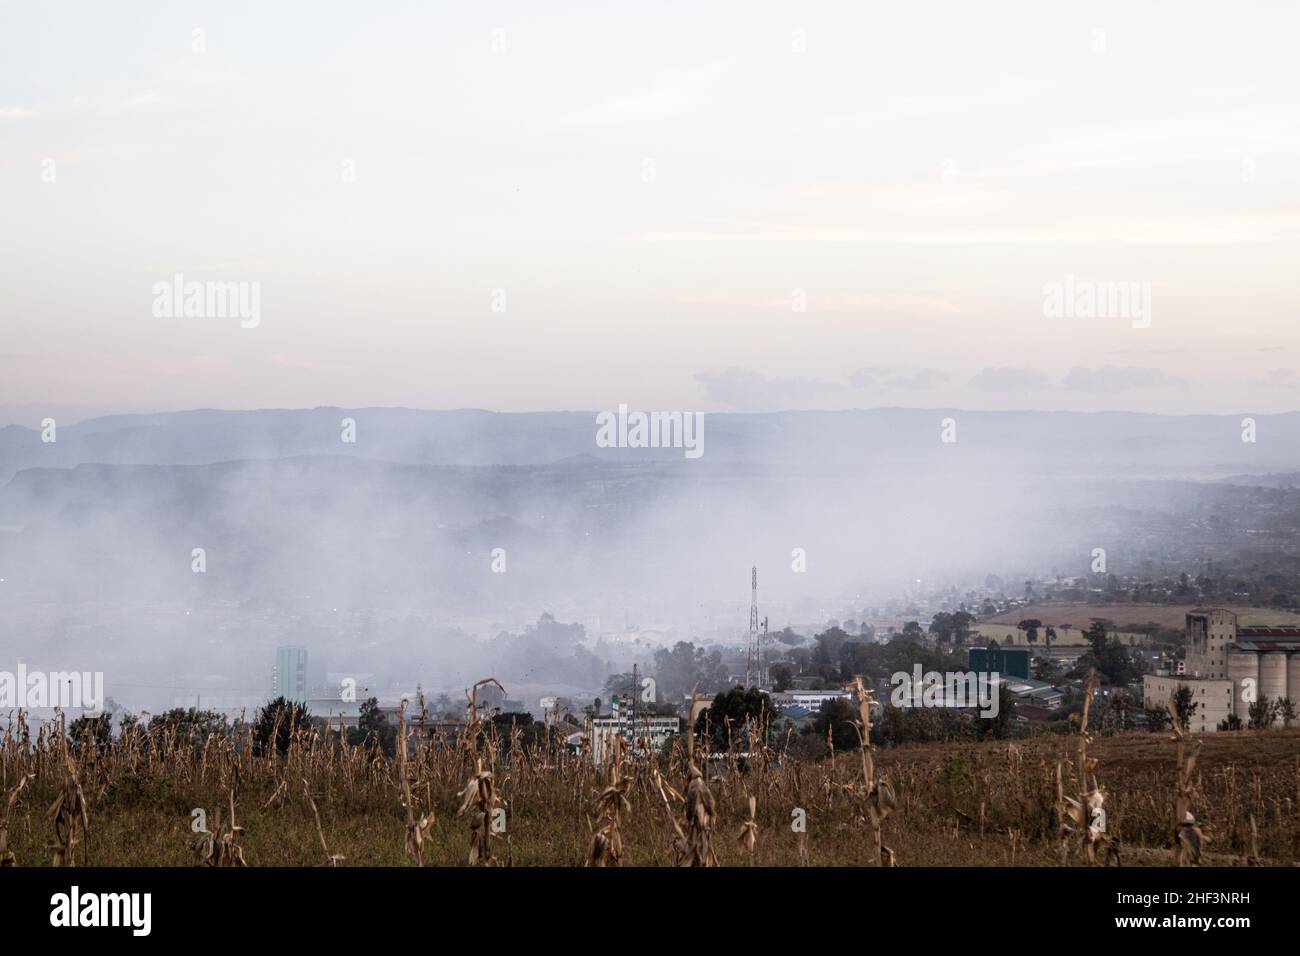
1260 652 1288 725
1228 652 1260 723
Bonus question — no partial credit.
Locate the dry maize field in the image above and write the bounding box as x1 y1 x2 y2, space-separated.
2 683 1298 868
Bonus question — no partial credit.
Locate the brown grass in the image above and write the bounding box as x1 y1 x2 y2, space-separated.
1 701 1297 867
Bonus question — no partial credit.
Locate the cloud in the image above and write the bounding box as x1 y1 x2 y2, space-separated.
73 93 169 114
1263 369 1297 388
1061 366 1172 392
969 367 1051 392
549 62 727 130
849 367 949 390
0 107 38 120
695 367 841 409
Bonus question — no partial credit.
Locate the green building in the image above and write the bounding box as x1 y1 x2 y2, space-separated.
968 645 1030 680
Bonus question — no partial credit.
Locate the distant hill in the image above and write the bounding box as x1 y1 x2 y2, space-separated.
4 407 1300 483
985 604 1300 630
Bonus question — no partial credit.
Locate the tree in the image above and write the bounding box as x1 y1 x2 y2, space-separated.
695 686 780 752
974 684 1015 740
68 713 112 752
1033 656 1063 683
770 663 793 692
1248 696 1278 730
1017 619 1042 644
1217 713 1244 731
1171 685 1198 731
1076 620 1146 686
602 672 638 701
147 707 230 748
812 698 860 751
253 697 311 756
1278 697 1297 728
1085 620 1108 657
1101 689 1139 733
488 711 550 751
775 627 806 646
929 612 955 644
1144 705 1171 732
347 697 397 755
901 621 924 640
652 641 727 698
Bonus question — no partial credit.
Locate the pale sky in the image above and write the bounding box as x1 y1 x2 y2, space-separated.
2 0 1299 423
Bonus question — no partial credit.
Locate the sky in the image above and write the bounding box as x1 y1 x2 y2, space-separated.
2 0 1299 424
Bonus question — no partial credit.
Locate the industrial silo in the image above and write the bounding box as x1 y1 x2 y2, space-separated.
1228 651 1260 722
1260 652 1288 725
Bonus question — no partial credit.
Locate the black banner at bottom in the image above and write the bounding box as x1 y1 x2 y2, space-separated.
0 865 1276 940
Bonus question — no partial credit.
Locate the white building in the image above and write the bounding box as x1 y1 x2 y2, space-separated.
272 646 308 703
1143 609 1300 731
783 688 851 711
588 715 681 766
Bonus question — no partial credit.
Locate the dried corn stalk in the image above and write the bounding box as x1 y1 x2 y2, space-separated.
850 677 897 866
1057 672 1120 865
1 774 32 866
303 778 345 866
192 788 247 867
1168 695 1206 866
457 758 501 866
589 735 630 866
396 702 433 866
737 794 758 864
680 685 718 866
47 751 89 866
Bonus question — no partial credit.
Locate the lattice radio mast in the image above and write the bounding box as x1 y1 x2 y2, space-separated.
746 565 767 687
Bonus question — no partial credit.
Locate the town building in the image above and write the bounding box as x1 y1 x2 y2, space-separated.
272 645 308 703
587 714 681 766
968 645 1031 679
777 688 851 711
1142 609 1300 731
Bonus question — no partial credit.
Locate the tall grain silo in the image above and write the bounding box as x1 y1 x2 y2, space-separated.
1288 653 1300 706
1260 652 1288 725
1228 652 1260 722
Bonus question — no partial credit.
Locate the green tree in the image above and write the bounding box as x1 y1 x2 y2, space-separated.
694 686 780 752
974 684 1015 740
68 713 113 752
1217 713 1244 731
1248 696 1278 730
812 697 861 751
770 663 793 692
253 697 311 756
929 612 955 644
1144 705 1171 732
1171 685 1198 731
652 641 728 698
347 697 397 755
1278 697 1297 728
1017 618 1042 644
147 707 230 748
1033 656 1063 683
